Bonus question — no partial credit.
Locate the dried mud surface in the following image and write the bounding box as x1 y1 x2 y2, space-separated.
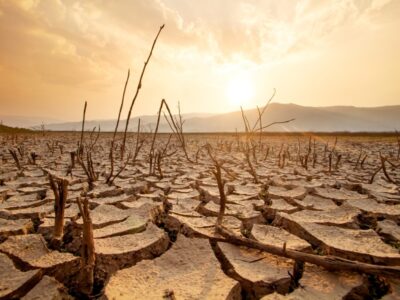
0 133 400 299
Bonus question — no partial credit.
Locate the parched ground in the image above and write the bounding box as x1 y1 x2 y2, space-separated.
0 132 399 299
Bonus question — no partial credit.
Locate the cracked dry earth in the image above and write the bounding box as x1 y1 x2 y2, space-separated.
1 133 400 299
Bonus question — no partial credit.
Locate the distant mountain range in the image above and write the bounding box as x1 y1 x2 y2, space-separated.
0 115 63 128
0 124 32 133
3 104 400 132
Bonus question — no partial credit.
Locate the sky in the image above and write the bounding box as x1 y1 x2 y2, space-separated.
0 0 399 122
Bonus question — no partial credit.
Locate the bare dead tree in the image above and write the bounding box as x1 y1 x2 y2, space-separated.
46 141 55 154
79 101 87 157
244 145 259 183
40 122 46 136
335 153 342 170
172 101 190 160
369 166 383 184
380 153 395 184
77 151 98 190
149 99 192 164
298 137 311 170
149 99 167 167
206 144 226 226
28 152 38 165
312 139 317 168
396 130 400 160
280 150 287 168
332 136 338 154
264 146 270 161
251 88 276 133
240 106 251 135
106 69 130 184
215 225 400 277
354 147 363 170
256 106 262 148
163 101 192 162
59 144 64 155
254 119 296 132
17 145 24 158
70 151 76 168
132 118 145 162
121 24 165 158
8 148 21 170
86 126 100 154
360 154 368 169
108 152 132 185
323 142 328 160
235 91 295 183
76 197 95 296
76 102 99 190
150 135 175 178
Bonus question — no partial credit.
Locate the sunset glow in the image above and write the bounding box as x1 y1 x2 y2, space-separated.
225 73 255 108
0 1 399 122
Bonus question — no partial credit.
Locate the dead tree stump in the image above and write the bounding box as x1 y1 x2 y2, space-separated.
47 172 69 248
77 197 95 296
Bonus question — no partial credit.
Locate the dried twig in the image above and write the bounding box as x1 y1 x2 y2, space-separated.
380 154 395 183
215 225 400 277
107 69 130 184
206 144 226 226
8 148 21 170
79 101 87 157
121 24 165 158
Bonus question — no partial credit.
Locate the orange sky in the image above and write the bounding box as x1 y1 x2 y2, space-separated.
0 0 399 121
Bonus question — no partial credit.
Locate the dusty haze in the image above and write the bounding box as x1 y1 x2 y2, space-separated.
0 0 399 122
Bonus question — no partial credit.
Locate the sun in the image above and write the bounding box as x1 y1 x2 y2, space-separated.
225 73 255 108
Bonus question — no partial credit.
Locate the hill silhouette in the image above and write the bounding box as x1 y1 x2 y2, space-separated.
38 103 400 132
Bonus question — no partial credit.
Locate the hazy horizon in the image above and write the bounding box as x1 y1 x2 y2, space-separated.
1 1 399 121
2 102 400 127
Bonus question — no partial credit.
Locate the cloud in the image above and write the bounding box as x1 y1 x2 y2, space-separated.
0 0 398 120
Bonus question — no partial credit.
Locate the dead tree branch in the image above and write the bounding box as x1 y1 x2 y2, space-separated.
206 144 226 227
121 24 165 158
215 225 400 277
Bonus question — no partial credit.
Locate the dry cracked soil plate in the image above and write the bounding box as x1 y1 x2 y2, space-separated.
0 253 42 300
291 222 400 265
95 223 169 273
275 204 360 228
251 224 311 252
21 275 72 300
215 242 294 297
377 219 400 242
261 264 364 300
0 218 33 240
0 234 79 282
105 235 241 299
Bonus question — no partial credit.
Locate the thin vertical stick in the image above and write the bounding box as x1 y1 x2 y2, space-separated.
251 88 276 132
121 24 165 158
206 145 226 226
257 106 262 148
396 130 400 160
79 101 87 155
107 70 130 183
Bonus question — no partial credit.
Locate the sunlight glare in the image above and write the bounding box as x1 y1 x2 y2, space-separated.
225 73 255 108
